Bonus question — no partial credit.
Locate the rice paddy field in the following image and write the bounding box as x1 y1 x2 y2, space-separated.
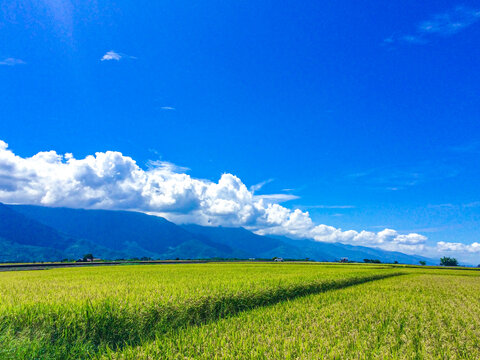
0 263 479 359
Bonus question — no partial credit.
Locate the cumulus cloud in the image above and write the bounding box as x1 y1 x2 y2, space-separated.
5 139 477 256
437 241 480 253
0 58 26 66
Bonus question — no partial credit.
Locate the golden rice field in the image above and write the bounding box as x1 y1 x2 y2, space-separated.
0 263 479 359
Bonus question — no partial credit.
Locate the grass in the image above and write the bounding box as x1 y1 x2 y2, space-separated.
0 263 478 359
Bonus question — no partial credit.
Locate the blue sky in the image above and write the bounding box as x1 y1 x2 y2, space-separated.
1 1 479 262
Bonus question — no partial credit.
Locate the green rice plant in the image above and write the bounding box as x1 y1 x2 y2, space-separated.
0 263 399 359
104 271 480 360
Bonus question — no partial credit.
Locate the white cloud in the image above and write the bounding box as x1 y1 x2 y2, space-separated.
101 51 122 61
160 106 176 110
0 139 448 256
250 178 274 192
437 241 480 253
146 160 190 173
100 51 137 62
418 7 480 36
385 6 480 45
0 58 26 66
254 194 300 203
401 35 428 45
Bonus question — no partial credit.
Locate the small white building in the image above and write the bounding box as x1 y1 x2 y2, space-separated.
274 257 284 262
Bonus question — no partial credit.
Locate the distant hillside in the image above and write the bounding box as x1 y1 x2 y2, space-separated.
0 203 127 261
0 203 69 249
181 225 304 258
12 205 196 253
2 203 437 264
10 205 238 259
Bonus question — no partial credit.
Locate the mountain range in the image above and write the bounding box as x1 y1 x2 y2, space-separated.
0 203 436 264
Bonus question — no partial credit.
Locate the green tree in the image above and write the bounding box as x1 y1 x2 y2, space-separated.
363 259 381 264
440 257 458 266
82 253 94 262
419 261 426 266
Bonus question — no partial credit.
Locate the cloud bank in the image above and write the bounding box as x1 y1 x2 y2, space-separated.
0 140 478 258
437 241 480 253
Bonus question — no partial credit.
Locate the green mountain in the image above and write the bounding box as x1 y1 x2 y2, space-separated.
1 203 436 264
0 203 125 261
